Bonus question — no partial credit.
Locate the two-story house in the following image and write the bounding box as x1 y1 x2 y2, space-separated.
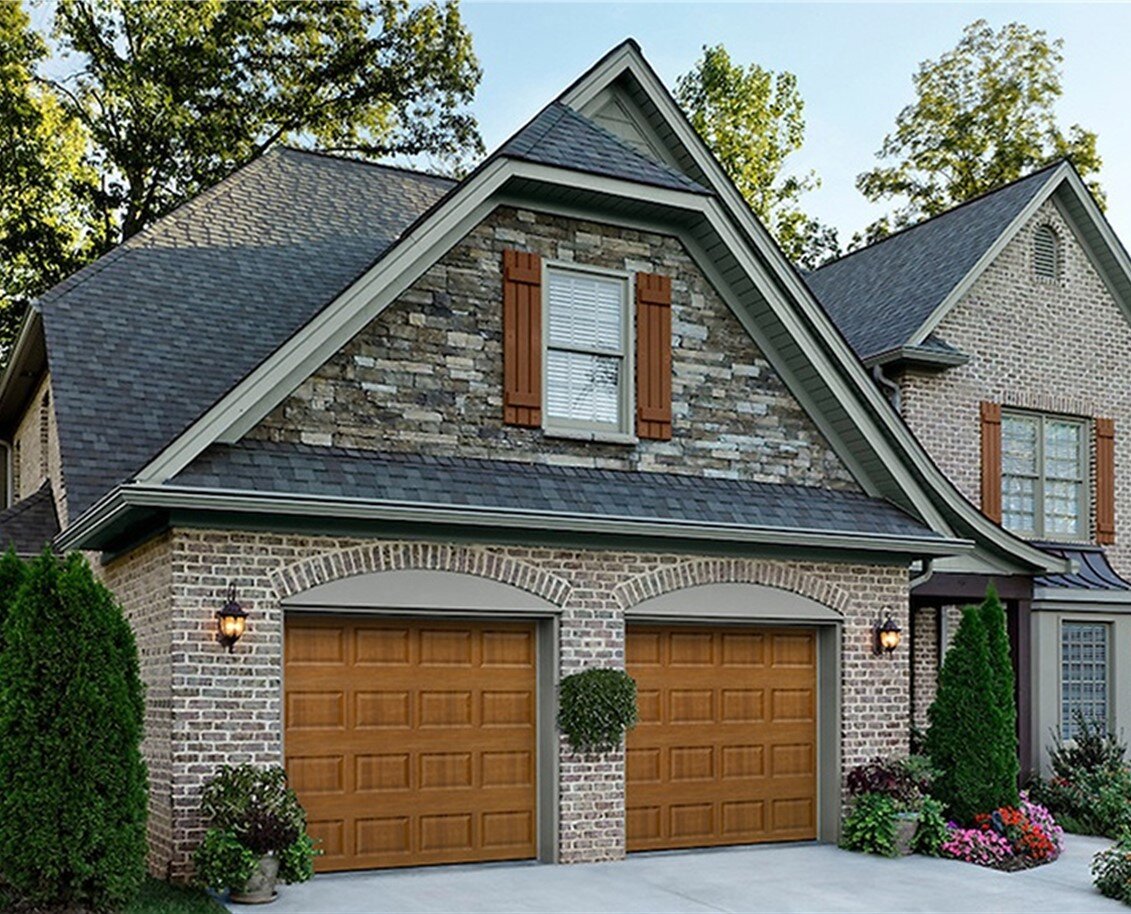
0 41 1064 880
810 162 1131 775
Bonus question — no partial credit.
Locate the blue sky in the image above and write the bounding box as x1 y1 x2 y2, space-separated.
461 2 1131 246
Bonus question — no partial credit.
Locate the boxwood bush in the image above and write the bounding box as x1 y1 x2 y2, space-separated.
557 668 638 753
0 550 148 911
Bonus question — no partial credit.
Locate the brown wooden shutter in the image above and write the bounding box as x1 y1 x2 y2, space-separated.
1097 417 1116 544
635 272 672 440
980 401 1003 523
502 250 542 427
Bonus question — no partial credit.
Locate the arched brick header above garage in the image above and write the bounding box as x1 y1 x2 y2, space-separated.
612 558 852 615
269 541 573 607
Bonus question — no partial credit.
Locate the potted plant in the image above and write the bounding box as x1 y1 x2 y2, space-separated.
193 764 317 904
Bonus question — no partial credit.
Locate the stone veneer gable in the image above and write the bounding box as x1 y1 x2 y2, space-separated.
897 198 1131 577
248 205 858 490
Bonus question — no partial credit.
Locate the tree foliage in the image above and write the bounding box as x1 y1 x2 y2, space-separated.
676 44 839 269
0 547 24 654
980 585 1021 801
0 0 482 358
857 19 1103 240
926 596 1018 824
0 550 148 911
0 0 97 351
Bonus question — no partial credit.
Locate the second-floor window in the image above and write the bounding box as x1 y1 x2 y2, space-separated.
1002 411 1087 539
544 265 631 436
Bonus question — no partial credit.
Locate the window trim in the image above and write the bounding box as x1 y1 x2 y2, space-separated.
1059 618 1112 739
541 260 636 443
1000 409 1089 542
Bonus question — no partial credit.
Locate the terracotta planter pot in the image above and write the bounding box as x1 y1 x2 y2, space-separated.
230 854 279 905
893 813 919 856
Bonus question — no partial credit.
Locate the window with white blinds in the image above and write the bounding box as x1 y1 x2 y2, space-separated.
1001 411 1087 539
544 267 629 433
1034 225 1059 280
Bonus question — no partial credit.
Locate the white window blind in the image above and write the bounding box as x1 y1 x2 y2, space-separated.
545 269 627 430
1001 412 1086 539
1034 226 1059 280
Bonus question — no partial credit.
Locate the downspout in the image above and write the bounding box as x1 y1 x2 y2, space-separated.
909 557 934 590
908 557 934 745
872 364 901 413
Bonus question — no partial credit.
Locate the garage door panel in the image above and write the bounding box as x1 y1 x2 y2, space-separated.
286 617 537 872
626 625 817 852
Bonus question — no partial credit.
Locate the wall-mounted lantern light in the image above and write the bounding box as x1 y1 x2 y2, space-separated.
874 613 902 655
216 586 247 653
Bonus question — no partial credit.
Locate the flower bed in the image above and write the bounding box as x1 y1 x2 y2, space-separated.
939 793 1063 871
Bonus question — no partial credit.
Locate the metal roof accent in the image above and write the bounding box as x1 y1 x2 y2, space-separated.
1034 543 1131 591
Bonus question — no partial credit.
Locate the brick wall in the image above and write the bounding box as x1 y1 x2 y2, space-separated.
100 533 174 877
10 372 67 521
898 199 1131 577
249 206 857 490
911 606 938 730
109 529 908 878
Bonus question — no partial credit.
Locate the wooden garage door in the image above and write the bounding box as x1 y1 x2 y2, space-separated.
284 617 538 872
626 625 817 852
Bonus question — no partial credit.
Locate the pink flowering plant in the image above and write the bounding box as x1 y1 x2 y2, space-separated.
940 824 1014 867
938 792 1063 870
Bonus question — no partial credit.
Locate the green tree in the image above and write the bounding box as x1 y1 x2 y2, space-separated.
0 0 482 359
0 548 25 653
981 585 1020 799
857 19 1103 239
925 604 1010 823
0 550 147 910
51 0 482 242
676 44 839 269
0 0 97 353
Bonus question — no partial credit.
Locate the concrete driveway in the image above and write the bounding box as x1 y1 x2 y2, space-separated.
226 835 1122 913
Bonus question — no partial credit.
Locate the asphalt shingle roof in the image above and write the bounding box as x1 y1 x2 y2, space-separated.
499 103 709 195
171 440 939 540
40 148 455 518
805 166 1058 360
0 482 59 554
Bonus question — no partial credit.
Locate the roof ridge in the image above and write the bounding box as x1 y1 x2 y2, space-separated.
814 160 1066 274
276 145 457 185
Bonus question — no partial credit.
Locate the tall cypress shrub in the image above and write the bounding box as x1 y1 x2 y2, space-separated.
980 585 1020 804
0 548 25 653
0 551 147 910
925 604 1003 823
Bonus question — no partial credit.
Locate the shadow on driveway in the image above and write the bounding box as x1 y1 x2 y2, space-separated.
226 835 1122 913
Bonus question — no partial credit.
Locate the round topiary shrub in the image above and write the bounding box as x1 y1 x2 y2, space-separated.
557 668 638 753
0 550 148 911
